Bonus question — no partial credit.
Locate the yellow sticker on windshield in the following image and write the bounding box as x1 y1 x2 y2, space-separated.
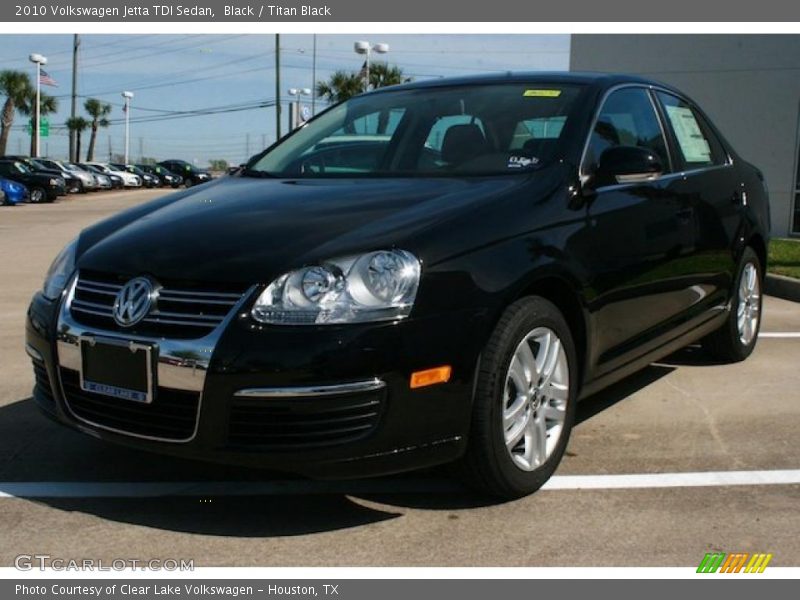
524 89 562 98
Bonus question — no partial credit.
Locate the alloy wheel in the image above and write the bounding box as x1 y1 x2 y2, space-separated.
502 327 569 471
737 262 760 345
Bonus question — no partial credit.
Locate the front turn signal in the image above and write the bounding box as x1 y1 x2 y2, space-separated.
410 366 452 389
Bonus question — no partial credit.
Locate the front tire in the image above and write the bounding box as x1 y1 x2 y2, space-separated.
29 187 46 204
456 296 578 499
703 247 763 362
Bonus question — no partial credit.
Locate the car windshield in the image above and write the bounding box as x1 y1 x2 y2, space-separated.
28 159 49 171
248 83 583 178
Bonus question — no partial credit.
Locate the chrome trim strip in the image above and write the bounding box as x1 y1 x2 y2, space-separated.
25 343 43 362
55 274 256 444
235 379 387 399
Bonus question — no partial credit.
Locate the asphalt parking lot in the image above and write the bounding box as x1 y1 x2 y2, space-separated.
0 189 798 567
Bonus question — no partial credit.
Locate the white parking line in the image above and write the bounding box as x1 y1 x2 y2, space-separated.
759 332 800 338
0 469 798 498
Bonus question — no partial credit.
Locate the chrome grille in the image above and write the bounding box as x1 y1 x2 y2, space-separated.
70 271 248 339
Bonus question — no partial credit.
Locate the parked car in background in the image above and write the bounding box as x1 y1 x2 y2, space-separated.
60 162 99 193
85 162 141 188
27 73 770 499
113 164 159 188
79 163 123 190
158 159 212 187
0 177 27 205
32 158 88 194
135 164 182 188
92 172 112 190
3 156 69 196
0 159 62 202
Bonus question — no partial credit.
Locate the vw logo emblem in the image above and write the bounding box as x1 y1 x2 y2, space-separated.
113 277 155 327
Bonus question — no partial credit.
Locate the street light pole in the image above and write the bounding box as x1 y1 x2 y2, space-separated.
122 91 133 164
28 53 47 158
354 41 389 93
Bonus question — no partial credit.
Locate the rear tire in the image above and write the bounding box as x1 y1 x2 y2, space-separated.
455 296 578 499
703 247 763 362
184 178 193 188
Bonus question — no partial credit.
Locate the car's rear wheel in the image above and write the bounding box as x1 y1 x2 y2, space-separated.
703 247 763 362
29 187 46 204
456 296 577 499
184 178 193 188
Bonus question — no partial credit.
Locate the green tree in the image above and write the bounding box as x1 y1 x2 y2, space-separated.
84 98 112 161
315 70 364 104
367 62 409 89
65 116 90 162
19 91 58 156
0 70 33 156
208 159 229 171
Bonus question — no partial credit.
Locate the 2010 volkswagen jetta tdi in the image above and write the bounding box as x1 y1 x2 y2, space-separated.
26 73 770 498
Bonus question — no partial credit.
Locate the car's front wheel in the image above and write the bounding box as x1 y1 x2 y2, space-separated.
28 187 46 204
703 247 763 362
456 296 578 499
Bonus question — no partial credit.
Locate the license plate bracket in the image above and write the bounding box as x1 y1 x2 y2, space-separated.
79 336 157 403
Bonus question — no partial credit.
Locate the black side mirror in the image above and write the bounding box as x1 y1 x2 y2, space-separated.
595 146 663 187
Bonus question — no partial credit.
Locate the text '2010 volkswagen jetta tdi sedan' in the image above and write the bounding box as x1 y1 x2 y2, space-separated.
26 73 770 498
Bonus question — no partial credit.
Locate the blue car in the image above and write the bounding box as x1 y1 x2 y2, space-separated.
0 177 27 205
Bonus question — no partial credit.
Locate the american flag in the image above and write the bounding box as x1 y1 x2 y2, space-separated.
39 69 58 87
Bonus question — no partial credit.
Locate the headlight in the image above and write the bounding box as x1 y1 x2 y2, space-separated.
251 249 421 325
42 238 78 300
49 178 59 186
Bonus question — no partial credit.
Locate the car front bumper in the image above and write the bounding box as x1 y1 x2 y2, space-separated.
26 286 486 478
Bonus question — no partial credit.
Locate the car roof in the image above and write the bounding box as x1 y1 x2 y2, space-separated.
367 71 678 95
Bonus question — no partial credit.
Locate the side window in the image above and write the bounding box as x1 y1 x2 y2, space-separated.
585 87 669 175
657 92 727 169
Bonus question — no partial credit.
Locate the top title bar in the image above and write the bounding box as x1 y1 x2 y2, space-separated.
3 0 800 22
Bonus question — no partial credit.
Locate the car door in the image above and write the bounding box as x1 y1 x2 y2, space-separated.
653 91 741 308
576 86 698 377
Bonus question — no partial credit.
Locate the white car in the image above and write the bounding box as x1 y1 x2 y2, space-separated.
85 162 141 188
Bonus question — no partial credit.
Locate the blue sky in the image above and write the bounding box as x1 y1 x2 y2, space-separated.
0 34 569 165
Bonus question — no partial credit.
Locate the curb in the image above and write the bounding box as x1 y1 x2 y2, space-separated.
765 274 800 303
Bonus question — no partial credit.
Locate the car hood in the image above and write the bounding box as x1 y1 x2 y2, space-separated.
77 174 536 284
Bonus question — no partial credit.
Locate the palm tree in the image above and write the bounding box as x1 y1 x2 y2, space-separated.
315 70 364 104
65 116 90 161
84 98 112 161
368 63 409 90
19 91 58 156
0 70 33 156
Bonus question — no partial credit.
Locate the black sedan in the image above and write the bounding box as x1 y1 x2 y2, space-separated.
135 164 182 188
2 155 70 196
0 159 63 202
157 159 212 187
26 73 769 498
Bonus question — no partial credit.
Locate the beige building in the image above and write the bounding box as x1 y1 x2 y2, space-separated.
570 34 800 238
